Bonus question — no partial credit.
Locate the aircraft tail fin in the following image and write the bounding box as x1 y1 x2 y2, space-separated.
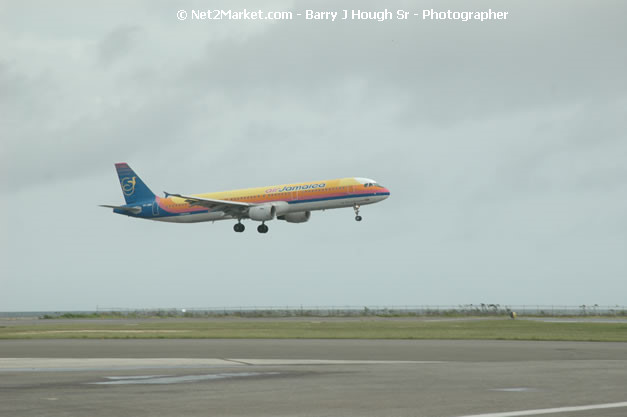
115 163 155 204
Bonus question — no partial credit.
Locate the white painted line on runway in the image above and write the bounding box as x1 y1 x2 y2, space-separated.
231 359 445 365
0 358 238 370
488 388 537 392
90 372 280 385
452 401 627 417
0 358 444 371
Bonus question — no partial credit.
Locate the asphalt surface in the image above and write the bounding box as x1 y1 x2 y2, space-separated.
1 339 626 417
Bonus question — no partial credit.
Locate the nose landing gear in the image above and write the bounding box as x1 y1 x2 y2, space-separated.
353 204 362 221
233 221 245 232
257 223 269 234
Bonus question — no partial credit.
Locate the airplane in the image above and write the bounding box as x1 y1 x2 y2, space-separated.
101 163 390 233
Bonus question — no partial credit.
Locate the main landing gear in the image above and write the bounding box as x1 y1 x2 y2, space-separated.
234 221 269 233
353 204 362 222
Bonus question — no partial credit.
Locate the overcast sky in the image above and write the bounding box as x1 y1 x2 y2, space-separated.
1 1 626 311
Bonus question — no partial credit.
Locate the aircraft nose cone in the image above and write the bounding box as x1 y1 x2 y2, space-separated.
382 187 390 197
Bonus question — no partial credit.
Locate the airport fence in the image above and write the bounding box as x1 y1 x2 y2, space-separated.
2 304 626 319
92 304 626 318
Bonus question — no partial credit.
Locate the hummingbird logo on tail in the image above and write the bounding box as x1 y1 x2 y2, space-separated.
121 176 137 196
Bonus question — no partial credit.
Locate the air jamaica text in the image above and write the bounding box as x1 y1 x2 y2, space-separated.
265 183 326 193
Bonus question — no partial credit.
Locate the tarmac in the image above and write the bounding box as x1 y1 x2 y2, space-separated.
1 339 626 417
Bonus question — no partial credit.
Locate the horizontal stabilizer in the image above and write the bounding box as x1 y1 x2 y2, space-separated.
99 205 141 214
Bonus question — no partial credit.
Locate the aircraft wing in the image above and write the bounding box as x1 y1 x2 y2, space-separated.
165 193 250 216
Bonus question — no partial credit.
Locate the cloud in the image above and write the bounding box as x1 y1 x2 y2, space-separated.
4 1 627 192
2 1 627 309
97 25 140 67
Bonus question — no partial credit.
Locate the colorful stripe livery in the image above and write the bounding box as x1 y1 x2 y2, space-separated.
102 164 390 232
160 179 379 212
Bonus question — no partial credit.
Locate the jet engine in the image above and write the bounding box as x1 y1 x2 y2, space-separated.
270 201 290 216
278 211 311 223
248 205 276 221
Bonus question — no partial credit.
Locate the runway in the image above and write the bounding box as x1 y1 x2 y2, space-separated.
1 339 626 417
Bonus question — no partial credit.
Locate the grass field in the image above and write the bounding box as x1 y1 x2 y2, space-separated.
1 318 626 341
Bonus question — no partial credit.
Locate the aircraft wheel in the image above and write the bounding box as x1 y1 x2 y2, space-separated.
234 223 245 232
353 204 362 222
257 224 269 233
